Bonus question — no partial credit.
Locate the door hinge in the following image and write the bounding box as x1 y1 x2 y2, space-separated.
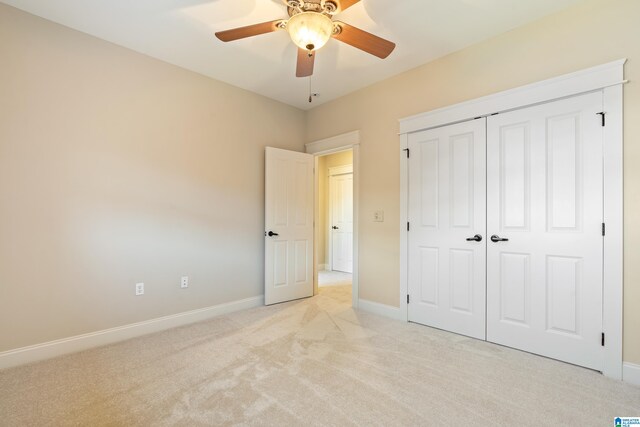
601 332 605 347
597 112 606 127
407 222 410 231
407 294 410 304
403 148 410 158
602 223 606 236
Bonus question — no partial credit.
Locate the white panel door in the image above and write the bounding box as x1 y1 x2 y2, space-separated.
486 92 604 370
330 173 353 273
265 147 314 305
408 119 487 339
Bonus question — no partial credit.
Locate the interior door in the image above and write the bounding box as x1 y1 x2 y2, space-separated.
330 173 353 273
264 147 314 305
408 119 487 340
486 92 604 370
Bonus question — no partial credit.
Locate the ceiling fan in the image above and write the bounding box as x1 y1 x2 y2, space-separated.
215 0 396 78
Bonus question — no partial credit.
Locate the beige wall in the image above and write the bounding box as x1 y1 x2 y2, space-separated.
0 4 306 352
306 0 640 364
317 150 353 267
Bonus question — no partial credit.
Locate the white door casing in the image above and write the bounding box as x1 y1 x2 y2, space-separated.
486 92 604 370
407 119 487 340
330 172 353 273
265 147 314 305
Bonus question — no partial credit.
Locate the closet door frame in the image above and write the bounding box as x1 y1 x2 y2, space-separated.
399 59 625 380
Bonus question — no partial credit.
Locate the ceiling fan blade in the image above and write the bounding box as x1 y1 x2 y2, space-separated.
296 49 315 78
215 20 283 42
335 0 361 12
332 22 396 59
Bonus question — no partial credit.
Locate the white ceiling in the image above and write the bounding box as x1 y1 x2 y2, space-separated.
2 0 585 110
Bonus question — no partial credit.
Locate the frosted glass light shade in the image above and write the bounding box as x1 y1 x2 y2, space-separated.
287 12 333 51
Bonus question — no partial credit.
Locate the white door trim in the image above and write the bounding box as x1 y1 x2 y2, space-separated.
307 131 360 308
399 60 625 380
602 83 624 380
399 59 627 134
328 164 353 176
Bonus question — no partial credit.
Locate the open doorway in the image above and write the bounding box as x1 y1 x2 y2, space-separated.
318 150 353 284
306 130 360 308
315 150 353 295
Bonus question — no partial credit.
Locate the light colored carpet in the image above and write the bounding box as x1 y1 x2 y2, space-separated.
318 270 352 287
1 285 639 426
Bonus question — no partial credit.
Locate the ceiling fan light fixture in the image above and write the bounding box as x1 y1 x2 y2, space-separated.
287 12 333 52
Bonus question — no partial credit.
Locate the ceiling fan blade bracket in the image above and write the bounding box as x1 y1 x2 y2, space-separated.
321 1 338 14
284 0 303 16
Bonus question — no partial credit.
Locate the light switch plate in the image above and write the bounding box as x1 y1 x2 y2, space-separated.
374 210 384 222
135 282 144 296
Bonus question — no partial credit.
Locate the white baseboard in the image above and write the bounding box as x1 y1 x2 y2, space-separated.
623 362 640 387
357 298 403 321
0 295 264 370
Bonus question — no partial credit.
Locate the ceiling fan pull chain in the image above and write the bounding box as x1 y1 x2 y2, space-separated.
308 77 318 103
308 76 319 104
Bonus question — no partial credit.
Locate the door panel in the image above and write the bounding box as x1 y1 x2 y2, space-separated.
450 249 473 313
486 92 604 370
419 140 439 227
450 134 474 228
408 119 486 340
419 247 439 305
499 252 530 325
500 123 530 230
265 147 314 305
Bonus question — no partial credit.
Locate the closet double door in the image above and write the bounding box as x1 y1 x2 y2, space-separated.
407 92 605 370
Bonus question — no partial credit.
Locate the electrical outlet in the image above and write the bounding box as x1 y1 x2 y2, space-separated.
181 276 189 289
135 282 144 296
373 210 384 222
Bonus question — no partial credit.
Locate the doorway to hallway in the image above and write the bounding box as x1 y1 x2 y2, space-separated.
315 149 354 290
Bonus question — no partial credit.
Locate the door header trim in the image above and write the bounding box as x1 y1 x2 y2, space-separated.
306 130 360 155
399 59 627 135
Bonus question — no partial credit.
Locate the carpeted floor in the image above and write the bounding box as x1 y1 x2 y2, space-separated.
1 285 639 426
318 270 352 287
